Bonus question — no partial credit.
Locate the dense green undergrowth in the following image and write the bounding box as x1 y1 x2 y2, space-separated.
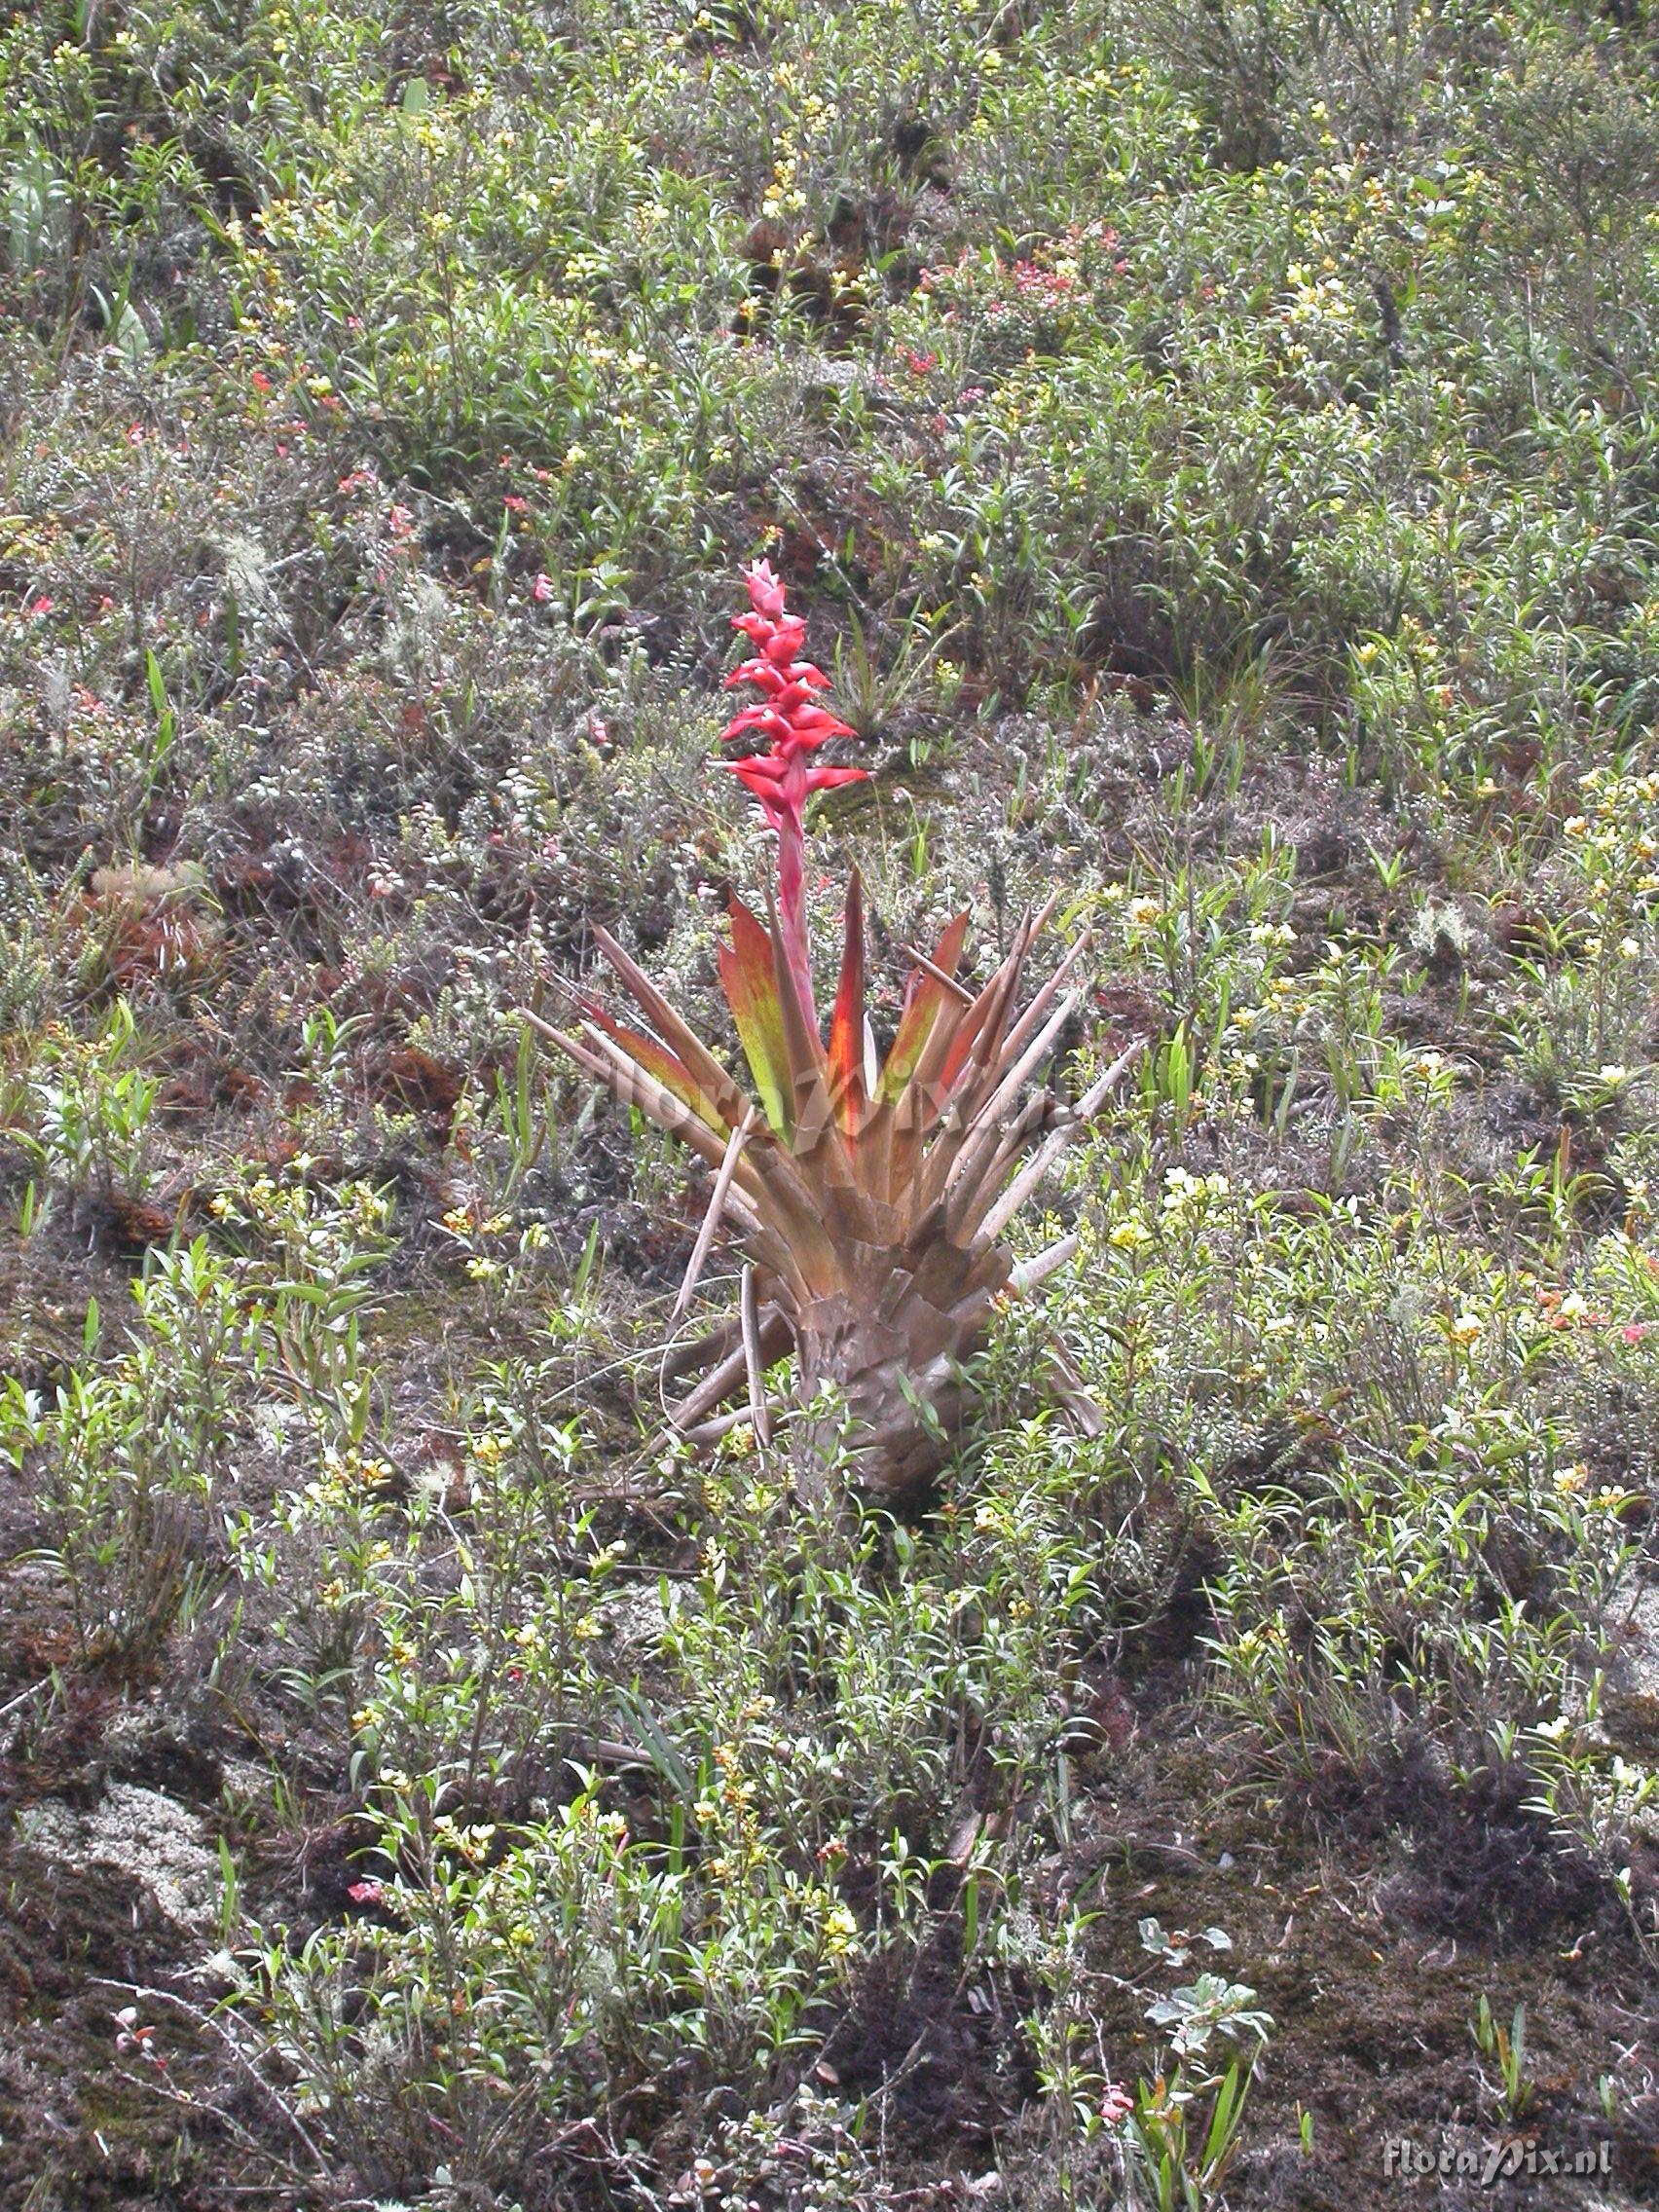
3 1 1659 2207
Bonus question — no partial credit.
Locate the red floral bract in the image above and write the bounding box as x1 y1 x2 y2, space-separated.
715 560 866 1027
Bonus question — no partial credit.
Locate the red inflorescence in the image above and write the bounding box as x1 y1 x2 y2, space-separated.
716 561 866 1025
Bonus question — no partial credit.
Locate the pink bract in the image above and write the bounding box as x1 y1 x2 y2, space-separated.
717 561 866 1030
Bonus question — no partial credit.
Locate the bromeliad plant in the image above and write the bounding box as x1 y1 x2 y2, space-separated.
525 563 1137 1501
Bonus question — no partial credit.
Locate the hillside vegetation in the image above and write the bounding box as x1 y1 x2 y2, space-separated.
3 2 1659 2206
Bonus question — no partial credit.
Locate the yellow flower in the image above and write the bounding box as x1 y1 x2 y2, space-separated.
822 1901 859 1957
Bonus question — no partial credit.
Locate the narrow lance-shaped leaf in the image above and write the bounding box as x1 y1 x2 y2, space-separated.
765 887 838 1154
826 869 866 1137
579 1003 732 1138
879 909 970 1104
524 1014 737 1180
934 900 1058 1103
590 924 749 1127
718 894 793 1138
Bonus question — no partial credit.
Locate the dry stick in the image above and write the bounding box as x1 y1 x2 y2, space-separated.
740 1262 772 1448
0 1677 51 1724
893 943 976 1005
673 1104 758 1320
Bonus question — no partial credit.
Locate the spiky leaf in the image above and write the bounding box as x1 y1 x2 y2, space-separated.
827 870 866 1136
581 1004 731 1136
880 910 970 1105
719 895 793 1136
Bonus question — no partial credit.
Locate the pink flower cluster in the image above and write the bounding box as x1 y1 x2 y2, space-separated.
719 560 865 820
1011 258 1076 297
717 560 866 1023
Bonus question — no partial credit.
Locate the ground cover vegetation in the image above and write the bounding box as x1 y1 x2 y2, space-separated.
2 0 1659 2205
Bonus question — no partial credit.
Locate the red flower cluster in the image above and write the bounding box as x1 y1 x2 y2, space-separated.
719 560 865 822
717 560 866 1025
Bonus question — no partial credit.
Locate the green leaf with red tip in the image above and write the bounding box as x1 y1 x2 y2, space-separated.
827 870 866 1135
581 1005 731 1136
879 910 970 1104
718 895 793 1137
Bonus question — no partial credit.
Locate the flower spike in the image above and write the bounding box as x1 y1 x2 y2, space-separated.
716 562 866 1029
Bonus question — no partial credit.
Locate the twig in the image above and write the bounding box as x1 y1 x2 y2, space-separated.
741 1262 772 1448
92 1978 331 2178
674 1105 757 1319
0 1677 51 1724
894 944 975 1004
